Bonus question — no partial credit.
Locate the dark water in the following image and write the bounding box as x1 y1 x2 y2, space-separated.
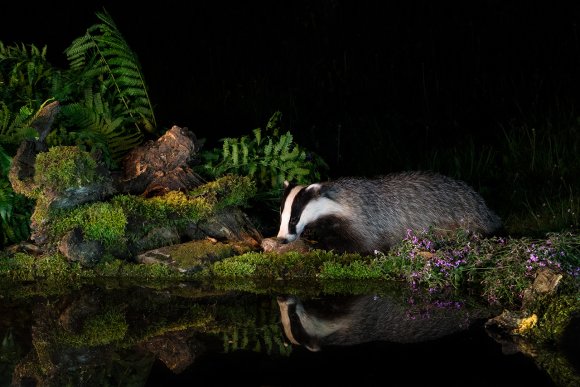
0 280 564 386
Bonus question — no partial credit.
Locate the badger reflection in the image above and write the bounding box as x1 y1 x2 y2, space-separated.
277 294 491 352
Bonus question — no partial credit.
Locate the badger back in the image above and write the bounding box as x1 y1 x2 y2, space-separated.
335 172 502 250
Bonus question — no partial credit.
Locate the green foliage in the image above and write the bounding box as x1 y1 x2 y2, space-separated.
1 9 156 168
65 9 156 134
198 111 328 204
0 145 32 246
0 253 79 282
0 102 37 148
112 191 213 235
320 259 384 280
0 9 159 244
52 202 127 247
54 89 143 164
189 174 257 210
203 229 580 308
0 42 56 111
33 146 98 194
112 175 256 240
209 250 365 280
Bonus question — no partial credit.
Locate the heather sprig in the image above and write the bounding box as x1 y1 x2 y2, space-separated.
377 229 579 306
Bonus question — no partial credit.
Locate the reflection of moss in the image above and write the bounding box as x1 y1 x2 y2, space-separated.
137 304 217 343
60 309 128 347
34 146 98 194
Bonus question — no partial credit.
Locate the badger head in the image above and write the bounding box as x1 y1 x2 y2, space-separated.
277 295 349 352
276 180 344 243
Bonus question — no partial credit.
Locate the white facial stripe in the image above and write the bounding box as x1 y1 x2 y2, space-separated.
277 185 304 238
295 302 348 338
295 197 345 236
277 298 301 345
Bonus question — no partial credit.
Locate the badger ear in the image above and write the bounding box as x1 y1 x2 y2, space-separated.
305 183 322 196
283 180 290 188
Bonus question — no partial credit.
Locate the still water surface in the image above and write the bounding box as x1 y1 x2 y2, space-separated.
0 280 559 386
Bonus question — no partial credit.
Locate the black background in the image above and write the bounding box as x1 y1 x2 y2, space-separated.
2 1 580 177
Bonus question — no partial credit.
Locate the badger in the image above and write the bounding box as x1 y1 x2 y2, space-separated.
277 171 502 253
277 294 492 351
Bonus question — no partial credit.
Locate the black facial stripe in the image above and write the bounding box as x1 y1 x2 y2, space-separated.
286 302 309 346
280 183 297 215
289 187 318 234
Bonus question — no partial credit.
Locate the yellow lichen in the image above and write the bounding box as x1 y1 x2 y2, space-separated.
512 313 538 335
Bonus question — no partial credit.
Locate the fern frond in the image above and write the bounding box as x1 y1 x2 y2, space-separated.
64 9 157 134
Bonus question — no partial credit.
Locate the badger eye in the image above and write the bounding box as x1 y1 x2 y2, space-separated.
290 216 298 224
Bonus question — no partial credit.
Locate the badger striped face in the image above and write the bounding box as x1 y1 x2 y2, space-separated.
277 295 348 352
277 181 344 242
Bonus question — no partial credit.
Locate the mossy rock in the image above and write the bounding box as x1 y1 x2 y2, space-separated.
136 239 254 273
34 146 99 194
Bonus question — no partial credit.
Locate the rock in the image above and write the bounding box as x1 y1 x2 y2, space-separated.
58 228 104 267
136 238 256 273
116 125 204 196
46 183 116 211
261 237 313 254
138 331 205 374
8 101 60 197
522 267 563 309
184 207 263 249
132 226 181 254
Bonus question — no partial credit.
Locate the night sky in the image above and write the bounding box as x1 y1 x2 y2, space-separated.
2 1 580 177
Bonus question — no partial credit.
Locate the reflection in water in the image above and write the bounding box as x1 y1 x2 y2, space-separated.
276 294 488 352
0 281 563 386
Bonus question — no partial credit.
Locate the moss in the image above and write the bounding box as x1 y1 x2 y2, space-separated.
147 191 214 223
189 174 257 210
51 202 127 246
0 252 81 281
529 291 580 345
111 176 255 241
207 250 365 280
34 146 98 193
163 239 237 267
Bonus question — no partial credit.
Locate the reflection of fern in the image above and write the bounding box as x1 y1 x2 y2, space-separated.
66 9 156 134
200 111 328 202
222 298 292 356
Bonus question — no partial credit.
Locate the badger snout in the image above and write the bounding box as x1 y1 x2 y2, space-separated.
276 237 289 244
276 234 298 244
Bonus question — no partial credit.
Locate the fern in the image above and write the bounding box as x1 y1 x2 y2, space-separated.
56 90 143 164
0 145 32 246
65 9 156 134
0 42 56 109
198 111 328 204
0 102 37 148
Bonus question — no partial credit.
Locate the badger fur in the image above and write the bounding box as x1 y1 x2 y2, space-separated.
277 171 502 253
277 294 491 352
